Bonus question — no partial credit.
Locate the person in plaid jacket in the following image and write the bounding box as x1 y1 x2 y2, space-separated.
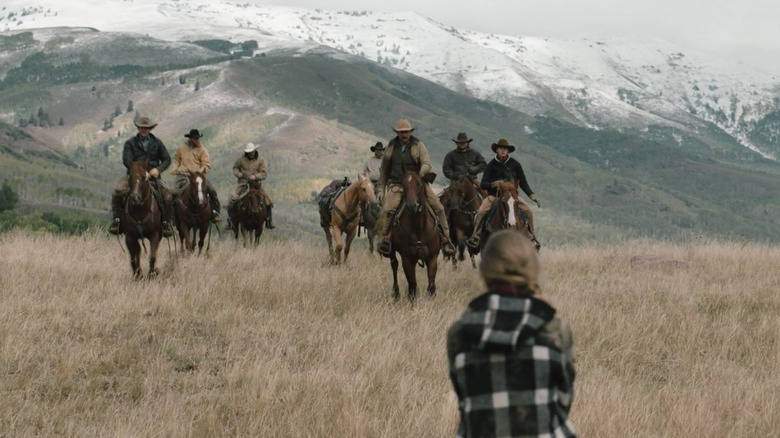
447 230 576 437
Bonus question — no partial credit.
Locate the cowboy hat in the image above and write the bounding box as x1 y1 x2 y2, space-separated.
370 141 384 152
134 116 157 129
184 129 202 138
392 119 415 132
491 138 516 153
244 142 259 153
452 132 473 143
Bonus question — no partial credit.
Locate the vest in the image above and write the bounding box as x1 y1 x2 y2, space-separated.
388 143 418 184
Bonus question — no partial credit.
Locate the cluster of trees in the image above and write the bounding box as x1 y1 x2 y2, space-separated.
17 107 63 128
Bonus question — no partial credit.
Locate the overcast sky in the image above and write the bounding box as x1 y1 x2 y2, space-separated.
258 0 780 75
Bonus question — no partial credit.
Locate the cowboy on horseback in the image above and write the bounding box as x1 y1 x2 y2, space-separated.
376 119 456 258
170 129 221 224
225 142 275 230
467 138 541 250
108 116 175 237
440 131 487 213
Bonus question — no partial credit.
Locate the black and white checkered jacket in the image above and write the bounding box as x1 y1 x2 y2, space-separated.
447 289 576 438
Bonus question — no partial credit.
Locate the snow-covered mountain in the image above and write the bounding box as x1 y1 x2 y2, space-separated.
4 0 779 159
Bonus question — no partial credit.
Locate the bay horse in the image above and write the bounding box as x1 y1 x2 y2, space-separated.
441 176 482 269
389 171 440 302
173 172 211 255
478 181 538 252
119 159 164 279
323 173 376 264
232 180 267 247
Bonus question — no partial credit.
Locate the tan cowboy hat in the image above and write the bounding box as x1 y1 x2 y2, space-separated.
491 138 516 153
479 229 540 293
134 116 158 129
370 141 384 152
452 132 473 143
244 142 258 153
392 119 415 132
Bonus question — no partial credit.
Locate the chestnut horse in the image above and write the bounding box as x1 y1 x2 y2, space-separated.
119 159 164 279
478 181 538 252
232 181 267 247
389 171 440 301
323 173 376 264
441 176 482 268
173 172 211 255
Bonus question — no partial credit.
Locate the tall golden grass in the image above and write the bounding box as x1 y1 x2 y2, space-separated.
1 230 778 437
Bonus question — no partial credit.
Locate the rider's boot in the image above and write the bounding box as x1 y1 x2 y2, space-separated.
377 214 392 257
439 225 456 258
467 211 487 249
108 194 123 235
266 206 276 229
161 196 174 238
210 198 222 224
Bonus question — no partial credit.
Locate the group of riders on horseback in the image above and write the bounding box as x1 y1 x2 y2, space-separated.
110 116 541 256
109 117 275 240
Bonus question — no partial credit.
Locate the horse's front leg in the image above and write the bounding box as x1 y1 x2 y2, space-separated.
401 256 418 302
126 236 142 279
332 225 345 264
426 255 438 298
241 227 249 248
148 236 161 278
342 225 358 264
197 226 206 255
390 252 400 301
323 227 335 264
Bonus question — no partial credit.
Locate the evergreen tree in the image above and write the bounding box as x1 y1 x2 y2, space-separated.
0 181 19 212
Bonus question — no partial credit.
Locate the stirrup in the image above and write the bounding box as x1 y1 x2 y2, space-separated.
467 235 480 249
162 221 174 237
378 238 391 257
442 240 456 257
108 219 121 235
266 219 276 229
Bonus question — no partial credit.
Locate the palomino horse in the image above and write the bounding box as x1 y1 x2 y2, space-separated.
232 181 267 247
478 181 538 252
441 176 482 268
323 173 376 264
119 159 164 279
389 171 440 301
173 172 211 255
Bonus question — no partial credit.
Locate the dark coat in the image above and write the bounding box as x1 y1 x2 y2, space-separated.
121 133 171 174
480 157 533 198
442 147 487 181
447 290 576 438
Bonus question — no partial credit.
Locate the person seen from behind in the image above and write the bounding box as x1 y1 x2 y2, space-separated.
447 230 576 437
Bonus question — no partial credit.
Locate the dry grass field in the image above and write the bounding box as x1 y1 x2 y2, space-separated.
1 230 779 437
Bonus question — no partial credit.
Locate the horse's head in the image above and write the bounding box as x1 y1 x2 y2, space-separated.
127 159 150 205
401 171 425 215
356 173 377 204
496 182 519 227
190 172 208 206
244 187 264 216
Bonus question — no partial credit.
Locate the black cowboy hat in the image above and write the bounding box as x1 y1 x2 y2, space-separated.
491 138 516 153
370 141 384 152
184 129 202 139
452 132 473 143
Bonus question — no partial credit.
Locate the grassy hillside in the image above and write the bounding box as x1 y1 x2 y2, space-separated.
1 28 779 243
1 231 779 436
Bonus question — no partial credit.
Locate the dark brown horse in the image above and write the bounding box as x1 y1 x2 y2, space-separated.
389 171 440 301
118 159 164 279
441 176 482 268
173 172 211 255
323 173 376 264
232 181 267 247
478 181 537 252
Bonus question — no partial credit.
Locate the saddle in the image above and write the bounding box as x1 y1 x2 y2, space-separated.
317 177 351 227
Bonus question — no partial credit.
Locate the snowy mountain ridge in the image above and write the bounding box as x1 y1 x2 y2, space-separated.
3 0 779 159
